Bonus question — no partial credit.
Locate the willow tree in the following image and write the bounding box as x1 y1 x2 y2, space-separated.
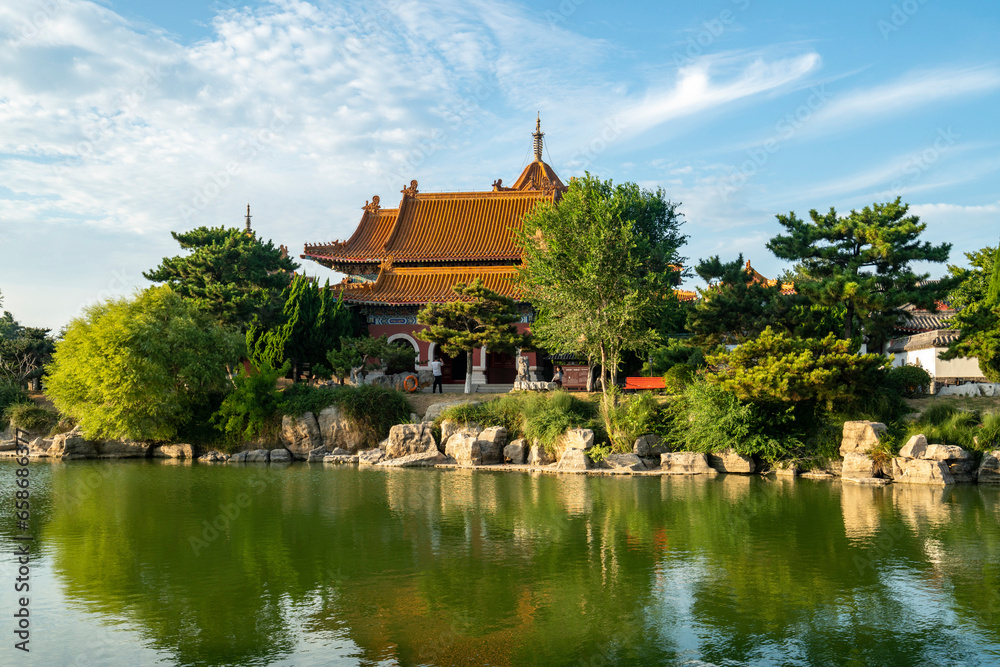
767 198 956 344
516 174 686 393
416 279 527 394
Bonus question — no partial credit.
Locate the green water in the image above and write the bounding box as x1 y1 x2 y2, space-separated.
1 461 999 666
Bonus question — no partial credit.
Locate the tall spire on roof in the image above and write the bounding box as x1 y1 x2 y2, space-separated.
245 203 252 232
532 113 544 162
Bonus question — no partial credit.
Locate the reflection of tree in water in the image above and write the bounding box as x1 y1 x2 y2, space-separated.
36 462 1000 665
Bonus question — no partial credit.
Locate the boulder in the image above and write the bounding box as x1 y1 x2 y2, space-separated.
199 450 227 462
921 444 971 461
385 423 437 459
898 434 928 460
445 433 481 467
527 443 554 466
840 421 886 456
49 433 97 460
377 447 447 467
281 412 323 459
317 405 365 452
269 448 292 463
977 451 1000 484
936 384 983 397
323 453 359 464
504 439 527 464
357 448 385 465
707 448 755 474
306 446 328 462
245 449 270 463
27 437 52 457
228 451 248 463
440 420 481 445
555 448 591 472
424 401 479 423
634 434 669 457
94 439 150 458
772 461 800 476
152 443 195 459
554 428 594 462
660 452 717 475
476 426 507 465
0 439 18 452
842 452 878 481
604 453 647 471
892 457 954 486
639 456 660 469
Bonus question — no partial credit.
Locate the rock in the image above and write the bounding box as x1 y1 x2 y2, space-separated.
977 451 1000 484
639 456 660 469
555 448 591 472
892 457 954 486
554 428 594 462
660 452 717 475
281 412 323 459
27 437 52 457
317 405 364 453
772 461 800 476
423 401 479 423
93 439 150 458
365 370 435 393
921 444 971 461
49 433 97 460
898 434 928 459
936 383 984 397
845 476 892 486
840 421 886 456
323 452 359 463
269 448 291 463
0 439 18 452
947 459 978 484
445 433 481 467
377 447 447 467
504 439 527 464
603 453 647 471
228 451 248 463
357 448 385 465
245 449 270 463
707 448 755 474
409 413 419 424
527 443 554 466
633 434 669 457
476 426 507 465
440 420 481 445
385 423 437 458
199 450 226 462
306 446 328 462
842 452 878 481
331 447 352 456
512 380 558 391
152 443 195 459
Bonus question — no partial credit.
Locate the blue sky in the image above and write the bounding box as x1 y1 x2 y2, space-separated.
1 0 998 330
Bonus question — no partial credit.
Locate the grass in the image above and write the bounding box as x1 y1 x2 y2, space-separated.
4 402 59 433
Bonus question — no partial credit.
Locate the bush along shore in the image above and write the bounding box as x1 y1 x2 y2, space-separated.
4 394 998 487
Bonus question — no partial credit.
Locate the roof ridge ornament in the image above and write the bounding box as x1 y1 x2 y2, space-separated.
533 113 544 162
245 203 252 233
363 195 381 213
401 180 418 197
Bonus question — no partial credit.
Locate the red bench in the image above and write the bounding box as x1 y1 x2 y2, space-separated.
624 377 665 391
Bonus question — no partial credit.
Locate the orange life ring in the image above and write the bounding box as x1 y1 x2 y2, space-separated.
403 375 419 392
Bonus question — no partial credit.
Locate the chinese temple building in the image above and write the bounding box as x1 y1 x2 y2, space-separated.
301 118 566 385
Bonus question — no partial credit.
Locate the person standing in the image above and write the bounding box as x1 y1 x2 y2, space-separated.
431 356 444 393
552 364 563 389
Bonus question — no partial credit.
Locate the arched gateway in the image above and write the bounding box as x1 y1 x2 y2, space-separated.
301 118 566 384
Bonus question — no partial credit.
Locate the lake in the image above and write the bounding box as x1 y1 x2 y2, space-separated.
1 460 999 666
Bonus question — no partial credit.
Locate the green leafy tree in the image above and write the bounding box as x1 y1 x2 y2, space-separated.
144 226 298 330
211 361 289 444
0 309 55 389
942 242 1000 381
45 286 243 441
516 174 687 392
416 279 527 394
767 198 956 343
246 275 354 381
324 339 365 384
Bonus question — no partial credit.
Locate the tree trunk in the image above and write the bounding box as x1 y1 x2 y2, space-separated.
586 355 593 392
464 349 474 394
844 302 854 340
599 342 608 396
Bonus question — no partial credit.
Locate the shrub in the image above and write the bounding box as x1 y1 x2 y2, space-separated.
662 364 694 394
211 363 288 445
0 380 31 430
4 403 59 433
886 364 932 398
920 403 958 426
330 384 411 445
600 390 674 453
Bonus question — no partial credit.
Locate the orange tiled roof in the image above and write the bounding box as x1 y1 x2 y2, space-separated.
333 264 522 305
303 201 398 266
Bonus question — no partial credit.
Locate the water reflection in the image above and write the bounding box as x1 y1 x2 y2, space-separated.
0 462 997 665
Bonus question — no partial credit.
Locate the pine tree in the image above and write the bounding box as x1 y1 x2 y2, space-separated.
942 242 1000 381
416 279 528 394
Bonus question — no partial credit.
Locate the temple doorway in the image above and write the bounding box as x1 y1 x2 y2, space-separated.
439 349 466 384
487 351 516 384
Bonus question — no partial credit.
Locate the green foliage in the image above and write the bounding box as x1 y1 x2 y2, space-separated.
906 409 985 451
516 173 687 392
662 364 695 394
144 225 299 330
0 309 56 386
942 243 1000 382
886 364 932 398
325 339 365 383
920 403 959 426
277 383 410 445
705 327 888 409
645 338 704 375
768 198 957 341
211 362 289 445
45 286 243 441
599 390 674 453
417 279 527 393
0 380 32 430
587 442 612 464
4 402 59 432
979 412 1000 450
352 335 417 375
246 275 355 379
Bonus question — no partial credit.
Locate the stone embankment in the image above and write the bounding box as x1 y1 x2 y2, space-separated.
3 405 999 485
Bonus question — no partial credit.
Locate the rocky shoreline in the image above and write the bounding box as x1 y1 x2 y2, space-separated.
4 404 999 486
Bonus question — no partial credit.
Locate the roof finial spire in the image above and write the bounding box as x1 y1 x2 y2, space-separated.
532 112 544 162
245 203 252 232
